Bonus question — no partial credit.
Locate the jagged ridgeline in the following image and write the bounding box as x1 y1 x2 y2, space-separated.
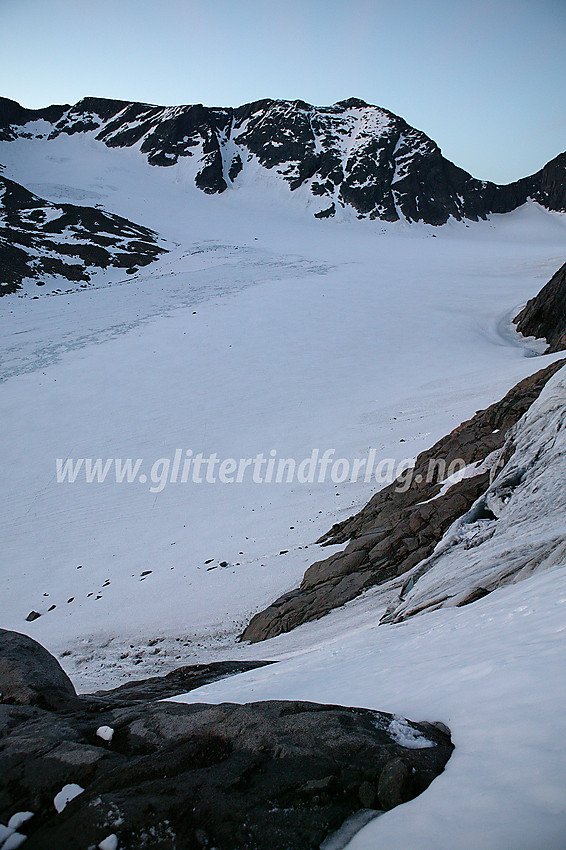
1 95 565 226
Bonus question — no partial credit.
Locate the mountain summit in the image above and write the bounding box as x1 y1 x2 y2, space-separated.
1 95 565 226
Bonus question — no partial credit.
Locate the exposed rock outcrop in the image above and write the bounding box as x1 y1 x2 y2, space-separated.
381 361 566 622
0 629 79 711
0 175 166 295
242 360 565 642
1 95 565 225
0 630 453 849
514 261 566 352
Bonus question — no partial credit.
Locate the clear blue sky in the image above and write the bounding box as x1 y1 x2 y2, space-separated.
1 0 564 183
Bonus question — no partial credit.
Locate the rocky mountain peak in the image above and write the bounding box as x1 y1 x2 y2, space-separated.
0 95 565 225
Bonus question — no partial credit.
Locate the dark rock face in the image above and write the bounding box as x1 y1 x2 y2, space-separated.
522 152 566 213
241 360 565 642
1 95 565 225
0 629 78 711
0 176 166 295
0 631 453 849
0 97 68 140
514 262 566 352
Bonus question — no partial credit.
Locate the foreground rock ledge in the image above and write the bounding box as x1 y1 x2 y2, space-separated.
0 629 453 850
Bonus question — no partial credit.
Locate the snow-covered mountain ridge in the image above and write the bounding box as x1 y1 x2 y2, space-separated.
2 94 565 226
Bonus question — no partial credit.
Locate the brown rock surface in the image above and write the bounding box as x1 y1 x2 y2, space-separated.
242 360 565 643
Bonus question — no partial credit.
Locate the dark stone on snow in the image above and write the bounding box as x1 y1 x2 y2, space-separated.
86 660 274 708
377 757 411 810
315 203 336 219
455 586 491 607
228 153 243 181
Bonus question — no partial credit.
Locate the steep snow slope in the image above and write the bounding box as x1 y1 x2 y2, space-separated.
384 365 566 621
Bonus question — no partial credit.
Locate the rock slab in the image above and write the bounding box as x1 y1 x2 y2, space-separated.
0 630 453 849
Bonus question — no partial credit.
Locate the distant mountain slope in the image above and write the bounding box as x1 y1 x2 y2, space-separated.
1 95 565 225
0 174 166 295
514 261 566 352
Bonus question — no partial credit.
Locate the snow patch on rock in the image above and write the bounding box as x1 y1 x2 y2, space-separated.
53 783 84 813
